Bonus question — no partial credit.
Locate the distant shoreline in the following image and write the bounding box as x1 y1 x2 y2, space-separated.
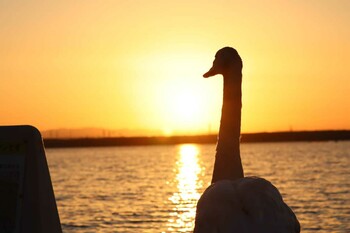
43 130 350 148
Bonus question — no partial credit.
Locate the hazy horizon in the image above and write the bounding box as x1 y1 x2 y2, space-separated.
39 126 349 139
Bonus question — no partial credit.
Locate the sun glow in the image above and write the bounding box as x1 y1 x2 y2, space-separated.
144 49 222 135
2 1 349 134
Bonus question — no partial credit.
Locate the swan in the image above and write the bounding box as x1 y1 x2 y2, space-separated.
194 47 300 232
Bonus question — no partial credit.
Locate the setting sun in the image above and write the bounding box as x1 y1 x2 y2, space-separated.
171 91 200 122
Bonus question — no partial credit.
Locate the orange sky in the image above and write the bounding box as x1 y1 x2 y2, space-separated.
1 0 349 136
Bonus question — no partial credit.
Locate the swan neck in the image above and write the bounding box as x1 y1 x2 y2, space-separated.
217 70 242 151
211 66 244 183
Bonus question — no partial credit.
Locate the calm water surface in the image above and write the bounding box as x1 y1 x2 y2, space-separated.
46 141 350 233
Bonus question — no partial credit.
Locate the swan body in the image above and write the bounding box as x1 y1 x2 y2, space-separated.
194 178 300 233
194 47 300 232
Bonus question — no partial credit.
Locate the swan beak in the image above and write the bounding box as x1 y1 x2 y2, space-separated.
203 67 216 78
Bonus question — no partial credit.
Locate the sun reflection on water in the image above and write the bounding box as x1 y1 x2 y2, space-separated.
167 144 202 232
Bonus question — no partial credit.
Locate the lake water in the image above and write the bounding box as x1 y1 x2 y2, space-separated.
46 141 350 233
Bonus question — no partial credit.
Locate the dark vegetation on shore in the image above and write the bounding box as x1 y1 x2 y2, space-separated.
43 130 350 148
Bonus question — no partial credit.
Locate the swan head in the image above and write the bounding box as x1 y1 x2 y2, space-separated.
194 177 300 233
203 47 242 78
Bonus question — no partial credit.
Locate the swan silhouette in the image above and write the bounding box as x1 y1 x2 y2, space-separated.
194 47 300 233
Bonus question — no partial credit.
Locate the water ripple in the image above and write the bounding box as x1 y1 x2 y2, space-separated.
46 142 350 232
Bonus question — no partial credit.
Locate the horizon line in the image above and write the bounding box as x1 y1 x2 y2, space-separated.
43 130 350 148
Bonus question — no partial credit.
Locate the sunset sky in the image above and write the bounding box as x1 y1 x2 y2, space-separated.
1 0 349 136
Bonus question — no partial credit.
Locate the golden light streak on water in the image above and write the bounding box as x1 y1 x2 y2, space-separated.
167 144 202 232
